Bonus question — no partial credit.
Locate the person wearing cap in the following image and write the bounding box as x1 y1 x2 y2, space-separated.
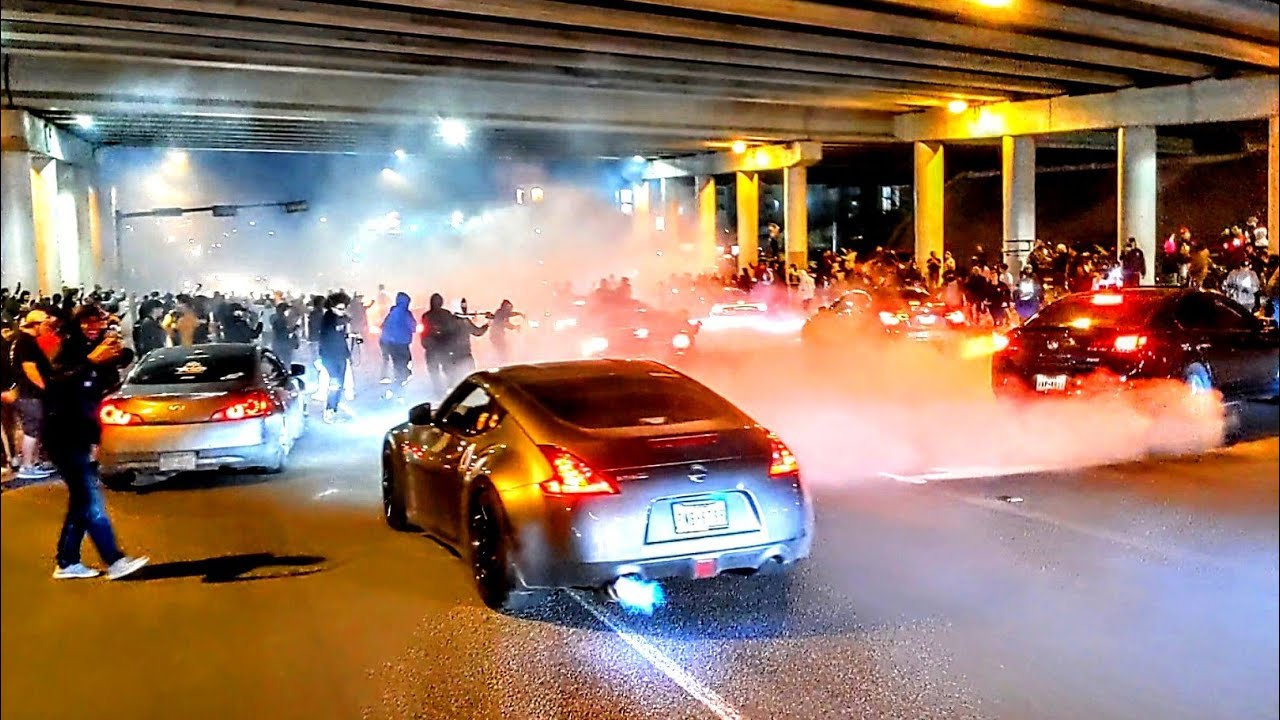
10 310 56 480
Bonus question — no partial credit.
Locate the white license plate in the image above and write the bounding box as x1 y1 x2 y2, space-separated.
159 451 198 472
672 500 729 534
1035 374 1068 392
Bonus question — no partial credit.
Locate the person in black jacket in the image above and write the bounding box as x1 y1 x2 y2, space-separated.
318 292 352 423
220 303 262 344
45 306 148 580
421 293 455 397
132 300 167 356
270 303 298 366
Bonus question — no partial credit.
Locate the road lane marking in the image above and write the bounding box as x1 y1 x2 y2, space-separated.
568 591 746 720
955 493 1276 577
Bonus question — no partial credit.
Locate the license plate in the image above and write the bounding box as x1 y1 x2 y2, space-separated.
672 499 729 534
1035 374 1068 392
159 451 197 472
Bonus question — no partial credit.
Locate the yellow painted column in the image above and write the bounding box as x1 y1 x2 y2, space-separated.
88 186 103 285
29 158 61 296
784 166 808 271
913 141 945 273
0 151 37 290
735 171 759 270
695 175 718 272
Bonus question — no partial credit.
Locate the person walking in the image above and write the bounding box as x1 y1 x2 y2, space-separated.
11 310 56 480
421 293 456 397
269 303 298 366
379 292 416 386
44 309 147 580
317 292 352 423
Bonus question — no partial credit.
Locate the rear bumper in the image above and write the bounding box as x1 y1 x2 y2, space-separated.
99 416 284 474
502 478 814 590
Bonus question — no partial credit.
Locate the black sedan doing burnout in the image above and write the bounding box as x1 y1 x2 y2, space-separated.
992 288 1279 401
380 359 813 611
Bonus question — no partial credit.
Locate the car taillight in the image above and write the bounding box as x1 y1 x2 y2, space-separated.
210 390 276 422
99 401 142 426
538 445 618 495
768 433 800 478
992 332 1011 353
1112 334 1148 352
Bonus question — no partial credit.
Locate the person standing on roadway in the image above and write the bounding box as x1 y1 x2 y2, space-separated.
45 308 148 580
447 309 488 384
318 292 352 424
379 292 416 386
421 293 455 397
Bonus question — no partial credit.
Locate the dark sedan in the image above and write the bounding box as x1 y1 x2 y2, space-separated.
803 286 968 344
992 288 1279 401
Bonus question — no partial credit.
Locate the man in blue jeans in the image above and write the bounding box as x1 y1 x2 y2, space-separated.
44 308 148 580
318 292 352 424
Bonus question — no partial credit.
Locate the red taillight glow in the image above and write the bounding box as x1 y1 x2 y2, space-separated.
1091 294 1123 306
768 433 800 478
1113 334 1148 352
210 390 276 422
538 445 618 495
991 332 1011 352
99 401 142 426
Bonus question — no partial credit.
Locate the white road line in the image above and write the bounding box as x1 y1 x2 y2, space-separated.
955 494 1274 577
568 591 746 720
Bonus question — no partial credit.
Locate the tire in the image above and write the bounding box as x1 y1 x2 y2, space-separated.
101 471 136 491
468 487 547 612
381 452 409 531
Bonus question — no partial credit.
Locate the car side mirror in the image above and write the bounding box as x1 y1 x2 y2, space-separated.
409 402 434 426
290 363 306 377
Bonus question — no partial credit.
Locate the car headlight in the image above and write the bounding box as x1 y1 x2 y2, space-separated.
634 327 650 339
878 311 901 326
945 310 965 324
581 336 609 356
671 333 692 350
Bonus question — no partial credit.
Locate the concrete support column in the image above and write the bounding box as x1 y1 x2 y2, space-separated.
1001 136 1036 276
30 157 61 296
695 175 718 272
0 151 38 291
1117 126 1157 282
631 180 652 244
735 171 759 269
913 142 945 272
1269 115 1278 249
783 165 808 270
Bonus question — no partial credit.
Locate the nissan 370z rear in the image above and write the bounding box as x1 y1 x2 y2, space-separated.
381 359 813 611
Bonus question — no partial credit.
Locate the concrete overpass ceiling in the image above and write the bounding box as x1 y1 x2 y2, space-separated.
1 0 1276 156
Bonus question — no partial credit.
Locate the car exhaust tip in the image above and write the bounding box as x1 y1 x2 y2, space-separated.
604 575 665 615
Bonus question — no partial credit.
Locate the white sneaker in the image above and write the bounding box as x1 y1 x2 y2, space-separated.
16 465 53 480
106 556 150 580
379 377 393 385
322 409 336 424
53 563 101 580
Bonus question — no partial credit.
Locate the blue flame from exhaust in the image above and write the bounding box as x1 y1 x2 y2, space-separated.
612 576 666 615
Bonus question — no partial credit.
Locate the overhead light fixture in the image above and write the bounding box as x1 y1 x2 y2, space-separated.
947 99 970 114
437 118 469 147
74 114 94 130
731 140 747 154
394 148 408 160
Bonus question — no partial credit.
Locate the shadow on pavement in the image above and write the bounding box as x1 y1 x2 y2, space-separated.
1229 400 1280 444
124 552 327 583
129 471 279 493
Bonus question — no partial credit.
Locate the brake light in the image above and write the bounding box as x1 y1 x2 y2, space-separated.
768 433 800 478
538 445 618 495
210 390 276 422
99 401 142 426
1091 294 1123 306
1113 334 1148 352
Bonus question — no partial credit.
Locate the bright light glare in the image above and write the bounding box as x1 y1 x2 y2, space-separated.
319 216 328 223
581 336 609 357
610 576 665 615
437 118 469 147
975 0 1013 7
74 114 94 129
166 150 188 165
1091 294 1124 305
947 99 969 114
731 140 747 154
394 148 408 160
450 210 465 228
1070 317 1093 329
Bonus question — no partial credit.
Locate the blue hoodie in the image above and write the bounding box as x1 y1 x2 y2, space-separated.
381 292 417 345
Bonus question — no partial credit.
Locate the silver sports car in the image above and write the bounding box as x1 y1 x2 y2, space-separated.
98 344 308 487
381 359 813 610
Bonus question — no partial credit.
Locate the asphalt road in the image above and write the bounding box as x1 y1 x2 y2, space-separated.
2 388 1277 720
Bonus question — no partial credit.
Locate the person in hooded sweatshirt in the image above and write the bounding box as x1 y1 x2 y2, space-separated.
317 292 352 423
379 292 417 386
421 293 456 397
220 303 262 344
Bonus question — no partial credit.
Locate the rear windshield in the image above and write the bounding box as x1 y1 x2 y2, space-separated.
129 353 255 385
1026 294 1167 330
520 373 740 429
